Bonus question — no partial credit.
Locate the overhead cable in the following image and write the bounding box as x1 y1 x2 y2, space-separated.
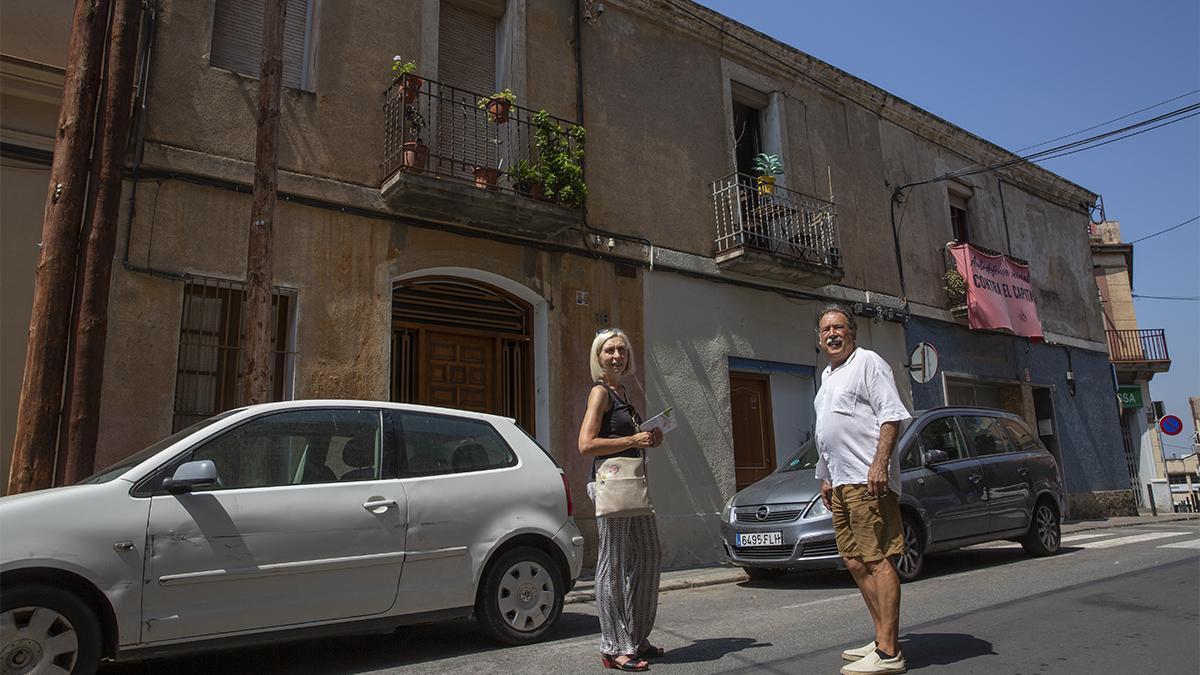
1128 215 1200 244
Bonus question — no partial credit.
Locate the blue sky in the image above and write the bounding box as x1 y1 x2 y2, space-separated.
695 0 1200 456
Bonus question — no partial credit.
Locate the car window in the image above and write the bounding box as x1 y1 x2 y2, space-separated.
1000 418 1043 453
917 417 969 462
779 438 819 472
395 412 517 477
186 408 384 490
960 415 1016 457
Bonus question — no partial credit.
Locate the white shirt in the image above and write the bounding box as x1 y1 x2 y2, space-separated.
814 347 912 494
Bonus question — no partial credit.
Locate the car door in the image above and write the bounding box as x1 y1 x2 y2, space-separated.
960 414 1027 534
141 407 407 642
907 415 989 542
388 409 521 615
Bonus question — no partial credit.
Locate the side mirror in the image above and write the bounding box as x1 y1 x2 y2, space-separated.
923 448 950 466
163 460 219 493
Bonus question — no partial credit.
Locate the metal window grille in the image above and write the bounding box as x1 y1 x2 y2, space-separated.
173 277 298 431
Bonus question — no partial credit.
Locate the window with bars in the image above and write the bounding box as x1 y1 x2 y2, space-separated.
948 186 971 243
210 0 315 90
173 277 297 431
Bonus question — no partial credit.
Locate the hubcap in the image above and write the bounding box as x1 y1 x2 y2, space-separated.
1 607 78 675
496 561 556 633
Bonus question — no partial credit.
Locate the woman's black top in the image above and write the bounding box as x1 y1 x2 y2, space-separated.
591 384 642 480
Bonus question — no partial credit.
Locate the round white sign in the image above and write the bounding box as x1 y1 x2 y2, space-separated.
909 342 939 384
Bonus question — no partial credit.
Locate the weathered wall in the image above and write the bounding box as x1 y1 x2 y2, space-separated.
905 317 1129 500
0 0 73 67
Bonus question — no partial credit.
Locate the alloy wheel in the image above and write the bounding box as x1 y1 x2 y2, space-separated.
495 560 556 632
896 519 923 580
1035 504 1060 551
1 606 80 675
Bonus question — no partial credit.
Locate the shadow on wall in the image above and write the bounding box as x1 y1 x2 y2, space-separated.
643 337 730 568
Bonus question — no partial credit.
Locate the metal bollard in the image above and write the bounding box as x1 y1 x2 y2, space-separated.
1145 484 1157 516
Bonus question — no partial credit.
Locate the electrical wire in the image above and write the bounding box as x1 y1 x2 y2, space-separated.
1131 294 1200 301
1010 89 1200 154
1128 215 1200 244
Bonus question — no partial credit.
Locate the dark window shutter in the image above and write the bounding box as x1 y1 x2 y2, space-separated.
211 0 311 89
438 2 497 95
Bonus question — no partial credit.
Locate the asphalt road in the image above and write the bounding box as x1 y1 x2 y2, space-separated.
105 521 1199 674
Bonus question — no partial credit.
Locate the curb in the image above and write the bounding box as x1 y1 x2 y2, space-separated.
563 514 1199 605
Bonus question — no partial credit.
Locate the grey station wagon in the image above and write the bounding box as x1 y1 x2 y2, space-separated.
0 401 582 675
720 407 1065 581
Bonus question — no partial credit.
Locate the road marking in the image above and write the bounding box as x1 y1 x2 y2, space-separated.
781 591 861 610
1060 532 1116 543
1074 531 1191 549
1157 539 1200 549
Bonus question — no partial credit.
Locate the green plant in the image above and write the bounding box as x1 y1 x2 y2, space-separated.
404 105 426 142
506 159 541 192
391 55 416 78
478 88 517 109
943 267 967 304
752 153 784 177
532 110 587 208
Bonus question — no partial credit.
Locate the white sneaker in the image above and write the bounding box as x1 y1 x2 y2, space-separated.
840 649 907 674
841 641 876 662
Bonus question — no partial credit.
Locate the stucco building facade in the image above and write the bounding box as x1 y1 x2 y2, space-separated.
2 0 1132 565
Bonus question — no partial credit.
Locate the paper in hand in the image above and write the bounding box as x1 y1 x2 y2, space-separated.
639 407 677 434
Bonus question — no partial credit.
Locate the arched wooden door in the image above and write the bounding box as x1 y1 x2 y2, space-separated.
391 277 534 432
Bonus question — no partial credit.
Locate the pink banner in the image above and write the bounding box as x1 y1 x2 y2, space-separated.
949 243 1043 340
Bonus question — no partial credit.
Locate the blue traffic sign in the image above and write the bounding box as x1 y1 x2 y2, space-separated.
1159 415 1183 436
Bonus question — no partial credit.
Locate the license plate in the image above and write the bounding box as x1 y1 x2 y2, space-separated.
737 531 783 547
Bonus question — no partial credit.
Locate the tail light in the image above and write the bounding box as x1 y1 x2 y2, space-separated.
560 472 574 517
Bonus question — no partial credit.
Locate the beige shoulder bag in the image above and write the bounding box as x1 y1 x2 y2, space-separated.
593 453 653 517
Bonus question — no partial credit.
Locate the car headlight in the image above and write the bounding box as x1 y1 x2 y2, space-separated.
721 496 735 524
803 495 830 519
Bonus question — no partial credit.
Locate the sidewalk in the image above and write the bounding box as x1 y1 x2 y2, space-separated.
563 513 1198 605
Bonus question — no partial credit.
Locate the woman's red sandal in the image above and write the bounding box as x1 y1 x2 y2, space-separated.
600 654 650 671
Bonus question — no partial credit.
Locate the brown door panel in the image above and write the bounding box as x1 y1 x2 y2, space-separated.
730 372 776 491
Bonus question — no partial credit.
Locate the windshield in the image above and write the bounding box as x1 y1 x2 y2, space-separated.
78 410 239 485
779 437 819 472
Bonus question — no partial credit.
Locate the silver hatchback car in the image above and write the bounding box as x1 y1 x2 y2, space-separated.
0 400 582 675
720 407 1065 582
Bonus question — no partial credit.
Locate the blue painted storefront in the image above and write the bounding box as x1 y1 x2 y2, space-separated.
905 317 1129 498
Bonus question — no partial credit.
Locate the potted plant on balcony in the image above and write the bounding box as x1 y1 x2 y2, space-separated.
478 88 517 124
752 153 784 195
944 266 968 312
532 110 587 207
506 159 543 199
391 55 423 104
400 105 429 173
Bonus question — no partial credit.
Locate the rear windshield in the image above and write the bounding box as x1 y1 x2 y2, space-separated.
78 410 239 485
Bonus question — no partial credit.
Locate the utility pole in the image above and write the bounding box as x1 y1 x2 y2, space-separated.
239 0 286 405
58 0 144 485
9 0 112 494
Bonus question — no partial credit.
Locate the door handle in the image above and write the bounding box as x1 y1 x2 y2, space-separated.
363 498 397 512
968 474 982 484
1017 467 1029 477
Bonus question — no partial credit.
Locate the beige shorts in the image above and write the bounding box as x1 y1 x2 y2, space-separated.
830 484 905 562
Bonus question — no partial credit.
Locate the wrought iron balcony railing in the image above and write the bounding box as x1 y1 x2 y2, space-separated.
381 74 580 203
1107 329 1170 363
712 173 841 270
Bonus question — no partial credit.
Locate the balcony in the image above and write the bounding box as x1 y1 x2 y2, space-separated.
711 173 843 286
1107 329 1171 377
380 74 582 238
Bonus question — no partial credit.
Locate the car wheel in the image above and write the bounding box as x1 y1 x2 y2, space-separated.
895 515 924 582
476 546 563 645
0 584 102 675
1021 499 1061 556
744 567 786 581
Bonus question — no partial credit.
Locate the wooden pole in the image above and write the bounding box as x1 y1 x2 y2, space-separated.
58 0 144 485
8 0 112 494
239 0 286 406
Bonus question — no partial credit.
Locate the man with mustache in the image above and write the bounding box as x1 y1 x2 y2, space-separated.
813 305 912 674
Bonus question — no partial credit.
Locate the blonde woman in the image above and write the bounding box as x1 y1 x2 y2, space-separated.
578 328 664 672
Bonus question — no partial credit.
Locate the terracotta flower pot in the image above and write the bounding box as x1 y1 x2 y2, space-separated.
399 73 424 104
401 141 429 173
514 181 545 199
486 98 511 124
473 166 501 190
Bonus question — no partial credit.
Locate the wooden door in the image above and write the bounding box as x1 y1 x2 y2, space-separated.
730 372 776 490
424 331 495 413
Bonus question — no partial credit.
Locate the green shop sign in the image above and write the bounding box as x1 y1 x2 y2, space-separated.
1117 386 1143 409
